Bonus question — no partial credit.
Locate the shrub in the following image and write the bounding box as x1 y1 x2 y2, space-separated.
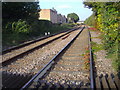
11 20 30 34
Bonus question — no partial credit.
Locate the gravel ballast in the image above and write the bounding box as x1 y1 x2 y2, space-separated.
2 30 80 75
2 32 69 63
90 30 116 76
43 28 90 85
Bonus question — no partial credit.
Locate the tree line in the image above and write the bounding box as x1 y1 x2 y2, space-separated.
2 2 80 49
84 2 120 71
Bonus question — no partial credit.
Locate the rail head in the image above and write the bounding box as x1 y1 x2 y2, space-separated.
2 27 82 66
2 26 81 55
88 27 95 89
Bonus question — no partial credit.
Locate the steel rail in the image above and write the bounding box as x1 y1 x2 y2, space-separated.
88 27 95 89
1 27 81 66
2 27 80 55
21 26 85 89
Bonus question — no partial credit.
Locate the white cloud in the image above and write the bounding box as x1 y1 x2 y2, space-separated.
56 5 72 9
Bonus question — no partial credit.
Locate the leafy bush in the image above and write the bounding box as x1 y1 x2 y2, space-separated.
12 20 30 34
91 41 104 52
3 19 75 49
3 20 30 47
67 13 79 23
84 2 119 71
3 20 30 34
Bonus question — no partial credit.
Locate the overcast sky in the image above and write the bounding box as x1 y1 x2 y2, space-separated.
39 0 93 21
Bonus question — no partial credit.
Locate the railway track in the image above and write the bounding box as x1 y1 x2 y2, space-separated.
2 26 83 88
2 26 120 89
2 26 79 53
42 26 90 85
21 26 120 89
1 27 80 66
2 29 81 74
20 26 91 89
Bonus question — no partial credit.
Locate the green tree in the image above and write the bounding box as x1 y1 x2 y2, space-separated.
67 13 79 23
84 12 96 27
2 2 40 25
84 2 120 71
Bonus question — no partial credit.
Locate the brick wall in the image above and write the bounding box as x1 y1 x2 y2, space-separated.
39 9 51 21
50 9 58 23
39 9 66 24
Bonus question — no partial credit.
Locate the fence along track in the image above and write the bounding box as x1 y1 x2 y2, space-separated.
2 27 81 66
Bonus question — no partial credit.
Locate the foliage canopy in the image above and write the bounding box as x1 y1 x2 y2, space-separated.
67 13 79 23
2 2 40 25
84 2 120 71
